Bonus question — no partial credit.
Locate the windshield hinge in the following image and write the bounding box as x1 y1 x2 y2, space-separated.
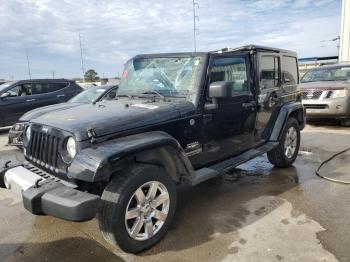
87 128 98 143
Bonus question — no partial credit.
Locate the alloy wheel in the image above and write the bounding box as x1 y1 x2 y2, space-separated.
125 181 170 241
284 126 297 159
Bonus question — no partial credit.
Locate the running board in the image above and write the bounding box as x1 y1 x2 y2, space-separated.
191 141 279 186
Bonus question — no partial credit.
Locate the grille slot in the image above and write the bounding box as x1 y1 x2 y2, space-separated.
28 130 61 171
302 90 323 100
304 104 328 109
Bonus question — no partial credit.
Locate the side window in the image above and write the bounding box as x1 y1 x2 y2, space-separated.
260 55 280 89
281 56 298 86
46 82 69 93
7 84 32 97
102 88 118 101
210 57 248 92
32 83 48 95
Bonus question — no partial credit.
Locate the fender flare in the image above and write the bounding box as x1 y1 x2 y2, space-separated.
67 131 195 183
269 102 305 141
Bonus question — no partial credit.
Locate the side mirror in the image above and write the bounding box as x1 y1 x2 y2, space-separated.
0 92 10 99
208 81 233 99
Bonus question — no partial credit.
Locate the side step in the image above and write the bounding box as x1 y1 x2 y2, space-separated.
191 141 278 186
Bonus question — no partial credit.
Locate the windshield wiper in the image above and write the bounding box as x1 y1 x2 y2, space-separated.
139 90 166 101
116 94 134 99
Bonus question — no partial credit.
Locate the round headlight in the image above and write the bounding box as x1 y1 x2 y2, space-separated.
66 137 76 158
25 125 31 140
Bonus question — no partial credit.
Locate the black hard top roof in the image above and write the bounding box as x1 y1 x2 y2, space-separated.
133 45 297 59
211 45 297 56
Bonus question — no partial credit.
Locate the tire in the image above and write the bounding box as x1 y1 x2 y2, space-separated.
0 171 5 188
267 118 300 168
98 163 177 253
340 117 350 127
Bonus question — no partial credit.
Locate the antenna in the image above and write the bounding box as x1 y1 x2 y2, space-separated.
51 71 55 79
25 49 32 79
192 0 199 52
79 32 85 82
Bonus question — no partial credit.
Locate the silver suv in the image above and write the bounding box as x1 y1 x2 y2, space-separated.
301 64 350 126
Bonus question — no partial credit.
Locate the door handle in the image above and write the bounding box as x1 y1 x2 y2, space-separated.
242 101 255 109
57 94 65 98
25 99 36 102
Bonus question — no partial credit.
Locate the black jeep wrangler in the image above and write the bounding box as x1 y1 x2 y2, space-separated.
1 45 305 253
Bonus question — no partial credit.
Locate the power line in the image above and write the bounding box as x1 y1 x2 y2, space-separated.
192 0 199 52
25 49 32 79
79 32 85 82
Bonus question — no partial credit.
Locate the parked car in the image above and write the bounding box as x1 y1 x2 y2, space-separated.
301 64 350 126
0 79 83 127
8 84 118 147
1 45 305 253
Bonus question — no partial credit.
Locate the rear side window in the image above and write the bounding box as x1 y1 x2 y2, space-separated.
210 56 248 92
260 55 280 90
47 82 69 92
281 56 298 86
32 83 48 94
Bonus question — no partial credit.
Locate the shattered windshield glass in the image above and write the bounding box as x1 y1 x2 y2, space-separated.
118 56 205 104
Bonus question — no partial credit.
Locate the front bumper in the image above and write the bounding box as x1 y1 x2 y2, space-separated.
303 96 350 118
1 164 100 222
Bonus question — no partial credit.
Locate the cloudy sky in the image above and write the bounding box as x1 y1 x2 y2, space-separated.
0 0 342 80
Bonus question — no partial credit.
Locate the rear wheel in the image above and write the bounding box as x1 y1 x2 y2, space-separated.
98 164 177 253
340 117 350 127
267 118 300 168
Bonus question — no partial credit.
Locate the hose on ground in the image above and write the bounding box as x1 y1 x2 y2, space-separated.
315 147 350 185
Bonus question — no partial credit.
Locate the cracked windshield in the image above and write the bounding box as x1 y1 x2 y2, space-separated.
118 56 205 103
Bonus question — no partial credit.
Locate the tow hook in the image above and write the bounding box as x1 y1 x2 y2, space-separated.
34 178 44 189
1 161 20 188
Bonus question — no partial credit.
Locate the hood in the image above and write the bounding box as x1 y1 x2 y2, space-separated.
300 81 350 90
20 102 83 121
30 99 196 141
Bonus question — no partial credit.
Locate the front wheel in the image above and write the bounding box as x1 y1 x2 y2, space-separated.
267 118 300 168
98 164 177 253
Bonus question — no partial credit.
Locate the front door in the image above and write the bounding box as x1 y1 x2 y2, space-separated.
190 54 257 168
0 82 35 125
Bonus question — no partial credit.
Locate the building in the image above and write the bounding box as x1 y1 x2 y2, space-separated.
339 0 350 62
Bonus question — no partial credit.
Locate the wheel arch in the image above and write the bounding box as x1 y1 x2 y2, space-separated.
269 102 305 141
67 131 195 184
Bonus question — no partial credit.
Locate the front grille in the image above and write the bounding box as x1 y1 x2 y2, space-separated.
304 104 328 109
27 130 61 172
302 90 323 100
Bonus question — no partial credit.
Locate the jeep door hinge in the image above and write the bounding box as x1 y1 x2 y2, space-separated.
87 128 98 143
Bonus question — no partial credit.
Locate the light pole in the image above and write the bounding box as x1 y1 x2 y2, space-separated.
79 32 85 82
25 49 32 79
192 0 199 52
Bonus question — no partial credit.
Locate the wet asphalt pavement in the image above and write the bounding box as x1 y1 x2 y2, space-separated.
0 123 350 262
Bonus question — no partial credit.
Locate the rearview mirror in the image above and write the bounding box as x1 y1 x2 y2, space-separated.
208 81 233 99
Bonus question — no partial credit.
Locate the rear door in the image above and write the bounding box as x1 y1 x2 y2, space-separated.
255 53 299 141
53 81 81 102
255 53 282 141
